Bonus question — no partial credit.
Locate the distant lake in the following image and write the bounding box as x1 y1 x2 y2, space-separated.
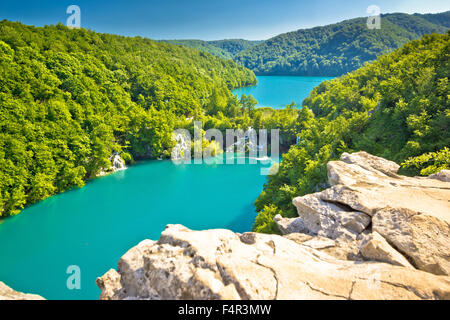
232 76 334 108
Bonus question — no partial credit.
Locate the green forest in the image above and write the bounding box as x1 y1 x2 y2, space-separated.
236 11 449 76
253 32 450 233
161 39 261 60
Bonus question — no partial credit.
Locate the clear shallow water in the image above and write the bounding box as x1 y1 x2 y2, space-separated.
0 156 269 300
232 76 334 108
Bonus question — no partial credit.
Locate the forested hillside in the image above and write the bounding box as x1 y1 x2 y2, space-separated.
253 32 450 233
236 11 449 76
161 39 261 60
0 21 257 216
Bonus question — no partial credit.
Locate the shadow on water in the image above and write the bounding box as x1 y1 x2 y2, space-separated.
225 203 258 233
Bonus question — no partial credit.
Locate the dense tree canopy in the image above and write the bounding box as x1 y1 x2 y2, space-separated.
0 21 258 216
161 39 261 60
236 11 449 76
253 32 450 233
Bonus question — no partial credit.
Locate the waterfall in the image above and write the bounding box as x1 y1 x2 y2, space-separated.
172 132 191 162
111 154 126 171
97 153 127 176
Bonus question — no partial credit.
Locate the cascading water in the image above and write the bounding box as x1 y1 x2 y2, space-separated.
172 133 191 161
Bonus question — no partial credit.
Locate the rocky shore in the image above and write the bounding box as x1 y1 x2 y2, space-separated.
0 282 44 300
96 152 450 300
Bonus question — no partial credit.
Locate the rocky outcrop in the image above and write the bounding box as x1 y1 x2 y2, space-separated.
324 153 449 221
98 152 450 300
274 214 308 234
373 207 450 275
359 232 414 268
286 152 450 276
97 224 450 300
428 170 450 182
0 282 44 300
291 193 371 240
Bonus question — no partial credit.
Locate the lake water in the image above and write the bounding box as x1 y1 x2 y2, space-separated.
232 76 334 108
0 156 270 300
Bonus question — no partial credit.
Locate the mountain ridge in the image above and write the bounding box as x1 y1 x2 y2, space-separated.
161 11 449 76
236 11 449 76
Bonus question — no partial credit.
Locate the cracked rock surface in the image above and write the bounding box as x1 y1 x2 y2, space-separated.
97 224 450 300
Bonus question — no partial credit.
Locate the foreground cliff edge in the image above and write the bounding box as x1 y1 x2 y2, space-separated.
0 282 44 300
96 152 450 300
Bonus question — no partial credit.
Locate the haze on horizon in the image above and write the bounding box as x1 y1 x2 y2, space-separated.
0 0 449 40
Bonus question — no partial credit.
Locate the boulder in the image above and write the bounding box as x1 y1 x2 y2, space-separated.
324 153 450 222
340 152 400 176
274 214 308 235
428 170 450 182
292 151 449 275
0 282 45 300
360 231 414 268
373 207 450 276
96 269 123 300
292 193 370 240
97 224 450 300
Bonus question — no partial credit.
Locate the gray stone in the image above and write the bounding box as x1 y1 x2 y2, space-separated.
428 170 450 182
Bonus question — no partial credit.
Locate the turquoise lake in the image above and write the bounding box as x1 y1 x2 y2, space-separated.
0 76 332 300
0 156 270 300
232 76 334 108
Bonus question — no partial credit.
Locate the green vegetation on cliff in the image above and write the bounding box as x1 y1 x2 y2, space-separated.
0 21 258 216
236 11 449 76
253 32 450 233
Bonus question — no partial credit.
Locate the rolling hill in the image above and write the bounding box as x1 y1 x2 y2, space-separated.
236 11 450 76
160 39 262 60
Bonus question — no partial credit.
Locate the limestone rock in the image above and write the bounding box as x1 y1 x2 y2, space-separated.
312 151 450 274
274 214 308 235
98 225 450 300
319 240 362 261
428 170 450 182
340 151 400 175
96 269 123 300
116 239 156 299
292 193 370 240
302 237 336 249
283 233 314 244
0 282 45 300
360 232 414 268
373 207 450 276
284 233 361 261
324 153 450 222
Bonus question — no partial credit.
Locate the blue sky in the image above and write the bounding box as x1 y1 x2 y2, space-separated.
1 0 449 40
